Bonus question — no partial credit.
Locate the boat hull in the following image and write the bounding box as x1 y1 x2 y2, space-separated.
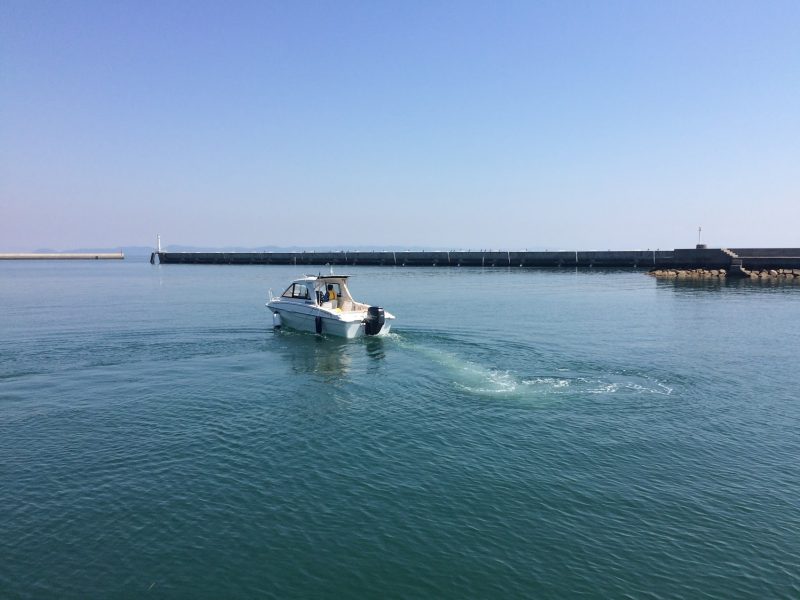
270 306 392 339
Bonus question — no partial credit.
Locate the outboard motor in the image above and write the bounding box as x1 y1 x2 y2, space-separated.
364 306 385 336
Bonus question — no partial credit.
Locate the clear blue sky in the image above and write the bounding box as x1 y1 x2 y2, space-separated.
2 0 798 250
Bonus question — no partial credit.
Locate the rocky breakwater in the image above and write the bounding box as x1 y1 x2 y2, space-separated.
649 268 727 279
743 268 800 280
649 268 800 280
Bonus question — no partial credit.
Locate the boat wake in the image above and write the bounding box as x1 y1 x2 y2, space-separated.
386 331 674 400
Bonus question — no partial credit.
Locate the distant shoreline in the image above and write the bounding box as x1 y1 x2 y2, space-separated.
0 253 125 260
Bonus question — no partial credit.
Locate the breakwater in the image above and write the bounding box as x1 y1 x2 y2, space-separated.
153 247 800 270
650 268 800 280
0 253 125 260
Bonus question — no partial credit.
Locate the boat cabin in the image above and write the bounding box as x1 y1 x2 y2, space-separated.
279 276 366 312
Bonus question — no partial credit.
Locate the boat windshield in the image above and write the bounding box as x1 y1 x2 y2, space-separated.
281 283 311 300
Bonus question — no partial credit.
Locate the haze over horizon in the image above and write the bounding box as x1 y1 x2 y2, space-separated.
2 1 798 252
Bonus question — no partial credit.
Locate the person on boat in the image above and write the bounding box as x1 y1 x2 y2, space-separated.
323 284 337 303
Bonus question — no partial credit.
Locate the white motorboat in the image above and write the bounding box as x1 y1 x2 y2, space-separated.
266 275 395 338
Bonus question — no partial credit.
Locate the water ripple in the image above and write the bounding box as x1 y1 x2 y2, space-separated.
1 264 799 598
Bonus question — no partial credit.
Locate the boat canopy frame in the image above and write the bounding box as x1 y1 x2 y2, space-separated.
279 275 357 307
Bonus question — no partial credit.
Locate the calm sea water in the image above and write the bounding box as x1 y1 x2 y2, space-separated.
1 259 798 598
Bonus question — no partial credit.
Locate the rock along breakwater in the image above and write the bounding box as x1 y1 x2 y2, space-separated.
650 268 800 280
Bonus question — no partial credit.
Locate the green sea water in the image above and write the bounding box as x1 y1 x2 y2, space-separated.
1 259 798 598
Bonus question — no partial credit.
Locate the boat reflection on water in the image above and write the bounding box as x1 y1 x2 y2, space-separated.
271 330 386 380
364 336 387 362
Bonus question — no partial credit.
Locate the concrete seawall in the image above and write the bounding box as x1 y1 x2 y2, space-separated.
0 253 125 260
153 248 800 270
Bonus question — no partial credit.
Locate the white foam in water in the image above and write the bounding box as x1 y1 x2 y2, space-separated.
588 382 620 394
656 382 674 395
454 368 519 395
401 345 568 398
390 332 674 400
389 333 521 395
521 377 571 389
